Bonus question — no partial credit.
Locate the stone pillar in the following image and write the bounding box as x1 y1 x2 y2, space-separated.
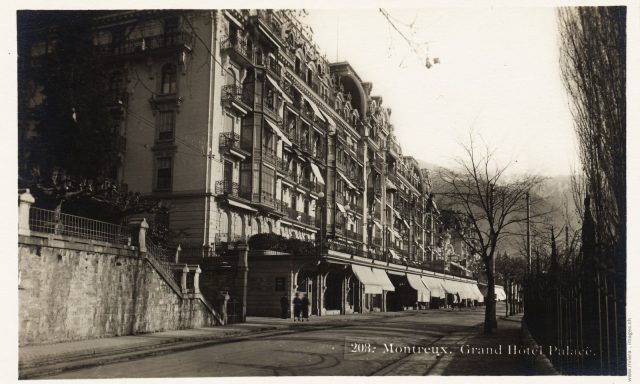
139 218 149 253
194 266 202 294
181 264 189 294
19 190 35 236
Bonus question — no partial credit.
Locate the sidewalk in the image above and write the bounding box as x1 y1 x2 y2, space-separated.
375 314 559 375
18 310 404 379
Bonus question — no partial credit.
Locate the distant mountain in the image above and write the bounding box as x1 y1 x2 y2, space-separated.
416 158 579 256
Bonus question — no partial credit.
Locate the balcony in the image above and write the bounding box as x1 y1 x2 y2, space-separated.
221 35 253 67
255 10 284 45
221 84 252 112
219 132 250 159
274 200 287 215
276 157 289 174
262 146 276 164
96 31 194 58
260 191 274 206
265 56 281 78
215 180 239 196
215 232 246 244
326 239 364 257
299 178 322 194
346 229 361 242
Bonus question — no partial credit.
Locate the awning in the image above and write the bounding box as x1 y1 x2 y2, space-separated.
456 282 474 300
402 219 410 229
371 268 395 291
336 202 346 214
320 110 336 133
266 75 293 103
388 249 398 259
386 179 397 191
265 118 292 146
337 171 357 190
440 279 459 295
227 199 258 212
299 91 325 122
393 209 402 219
471 284 485 303
495 286 507 301
372 220 382 230
421 276 445 299
392 229 401 239
310 163 325 185
351 265 382 294
407 273 430 302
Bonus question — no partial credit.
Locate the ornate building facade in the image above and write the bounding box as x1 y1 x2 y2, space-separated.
20 10 481 319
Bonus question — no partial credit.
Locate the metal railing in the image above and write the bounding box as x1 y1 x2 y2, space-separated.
221 84 252 106
219 131 241 151
29 207 131 244
215 180 239 196
262 146 276 163
96 31 194 56
221 35 253 62
146 237 178 283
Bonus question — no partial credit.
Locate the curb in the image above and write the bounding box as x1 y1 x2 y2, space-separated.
520 319 560 375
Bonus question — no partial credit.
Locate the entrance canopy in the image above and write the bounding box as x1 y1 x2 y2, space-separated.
351 265 383 294
421 276 445 299
406 273 430 302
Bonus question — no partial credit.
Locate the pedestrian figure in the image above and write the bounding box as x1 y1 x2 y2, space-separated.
292 293 302 321
301 293 310 321
455 293 461 311
280 294 289 319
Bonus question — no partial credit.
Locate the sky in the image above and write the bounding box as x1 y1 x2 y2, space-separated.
305 8 579 176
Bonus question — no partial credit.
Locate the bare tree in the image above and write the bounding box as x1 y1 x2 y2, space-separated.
558 7 625 267
437 136 545 334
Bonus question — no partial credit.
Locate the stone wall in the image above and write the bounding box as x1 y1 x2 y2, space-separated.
18 234 217 346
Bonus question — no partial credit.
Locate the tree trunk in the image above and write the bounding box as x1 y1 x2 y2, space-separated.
484 262 497 334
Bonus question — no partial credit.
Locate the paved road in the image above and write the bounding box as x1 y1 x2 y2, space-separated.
48 305 528 378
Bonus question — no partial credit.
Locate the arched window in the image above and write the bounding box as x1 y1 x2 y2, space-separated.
161 63 177 94
267 221 273 233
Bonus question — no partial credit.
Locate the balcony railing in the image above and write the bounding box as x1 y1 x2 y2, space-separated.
346 229 361 241
266 56 281 78
215 233 247 243
219 131 241 150
221 35 253 63
215 180 239 196
262 146 276 163
275 200 287 215
221 84 252 107
96 31 194 56
276 157 289 173
256 10 284 40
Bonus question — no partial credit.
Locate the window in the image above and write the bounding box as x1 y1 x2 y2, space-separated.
157 110 175 141
161 63 177 94
223 113 235 133
261 169 275 198
156 157 172 190
109 71 124 102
